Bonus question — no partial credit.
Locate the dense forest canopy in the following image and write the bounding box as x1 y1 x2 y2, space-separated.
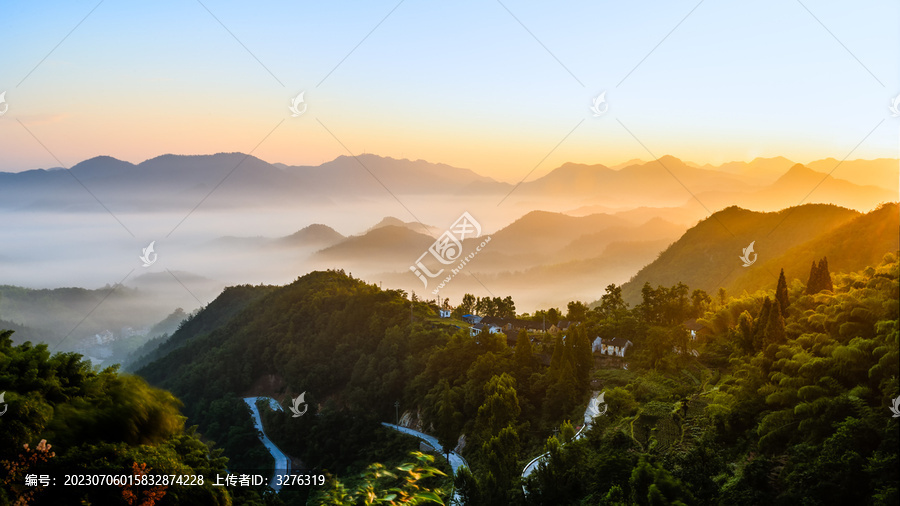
2 248 898 504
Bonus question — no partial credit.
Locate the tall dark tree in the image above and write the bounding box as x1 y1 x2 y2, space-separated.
752 297 773 352
513 329 534 378
820 257 834 292
570 325 593 388
460 293 476 314
775 268 790 316
805 260 820 295
737 310 754 353
763 299 786 349
805 257 835 294
599 283 629 321
566 301 589 322
691 289 712 318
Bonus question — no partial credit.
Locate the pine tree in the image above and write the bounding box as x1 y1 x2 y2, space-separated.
737 311 754 353
763 299 786 348
821 257 834 292
513 329 534 382
806 257 835 294
775 268 790 317
549 334 564 379
752 297 772 352
571 325 592 388
805 260 820 294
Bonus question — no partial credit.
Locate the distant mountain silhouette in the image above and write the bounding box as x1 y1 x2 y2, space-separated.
556 217 686 262
313 225 435 266
484 210 629 256
277 224 346 248
281 154 498 196
2 153 894 213
709 156 796 185
366 216 440 237
805 158 898 191
0 153 501 212
515 156 750 207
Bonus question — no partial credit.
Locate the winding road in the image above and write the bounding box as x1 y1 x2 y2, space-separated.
243 392 604 501
381 423 468 506
243 397 291 492
521 391 605 485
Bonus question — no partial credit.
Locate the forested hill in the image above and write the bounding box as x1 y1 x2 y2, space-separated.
136 271 415 411
129 252 900 504
616 203 881 306
729 202 899 294
126 284 278 371
134 270 445 488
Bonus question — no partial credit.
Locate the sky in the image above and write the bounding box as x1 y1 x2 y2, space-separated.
1 0 898 181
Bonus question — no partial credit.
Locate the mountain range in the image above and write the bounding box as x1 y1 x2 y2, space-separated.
1 153 894 213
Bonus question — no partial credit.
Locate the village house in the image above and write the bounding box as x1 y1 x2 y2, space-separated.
681 319 707 341
480 316 546 333
462 314 482 325
439 309 452 318
470 322 502 337
548 320 574 335
593 337 633 358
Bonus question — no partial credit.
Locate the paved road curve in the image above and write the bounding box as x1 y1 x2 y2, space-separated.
243 397 291 492
381 423 468 505
521 391 605 485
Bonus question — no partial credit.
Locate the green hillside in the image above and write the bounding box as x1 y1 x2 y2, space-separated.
125 284 277 371
729 202 900 295
0 331 233 505
615 204 863 306
129 255 900 505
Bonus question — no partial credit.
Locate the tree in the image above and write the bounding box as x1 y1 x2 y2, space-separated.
480 426 521 504
775 268 790 317
317 451 446 505
459 294 476 315
475 374 520 439
737 310 754 353
513 329 534 380
566 301 589 322
717 287 728 305
752 297 773 352
570 325 593 388
546 307 562 325
629 456 695 506
690 289 711 318
806 257 834 294
498 296 517 318
763 298 786 349
426 379 463 459
599 284 628 321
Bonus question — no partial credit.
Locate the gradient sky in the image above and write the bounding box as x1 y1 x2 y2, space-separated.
1 0 898 181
